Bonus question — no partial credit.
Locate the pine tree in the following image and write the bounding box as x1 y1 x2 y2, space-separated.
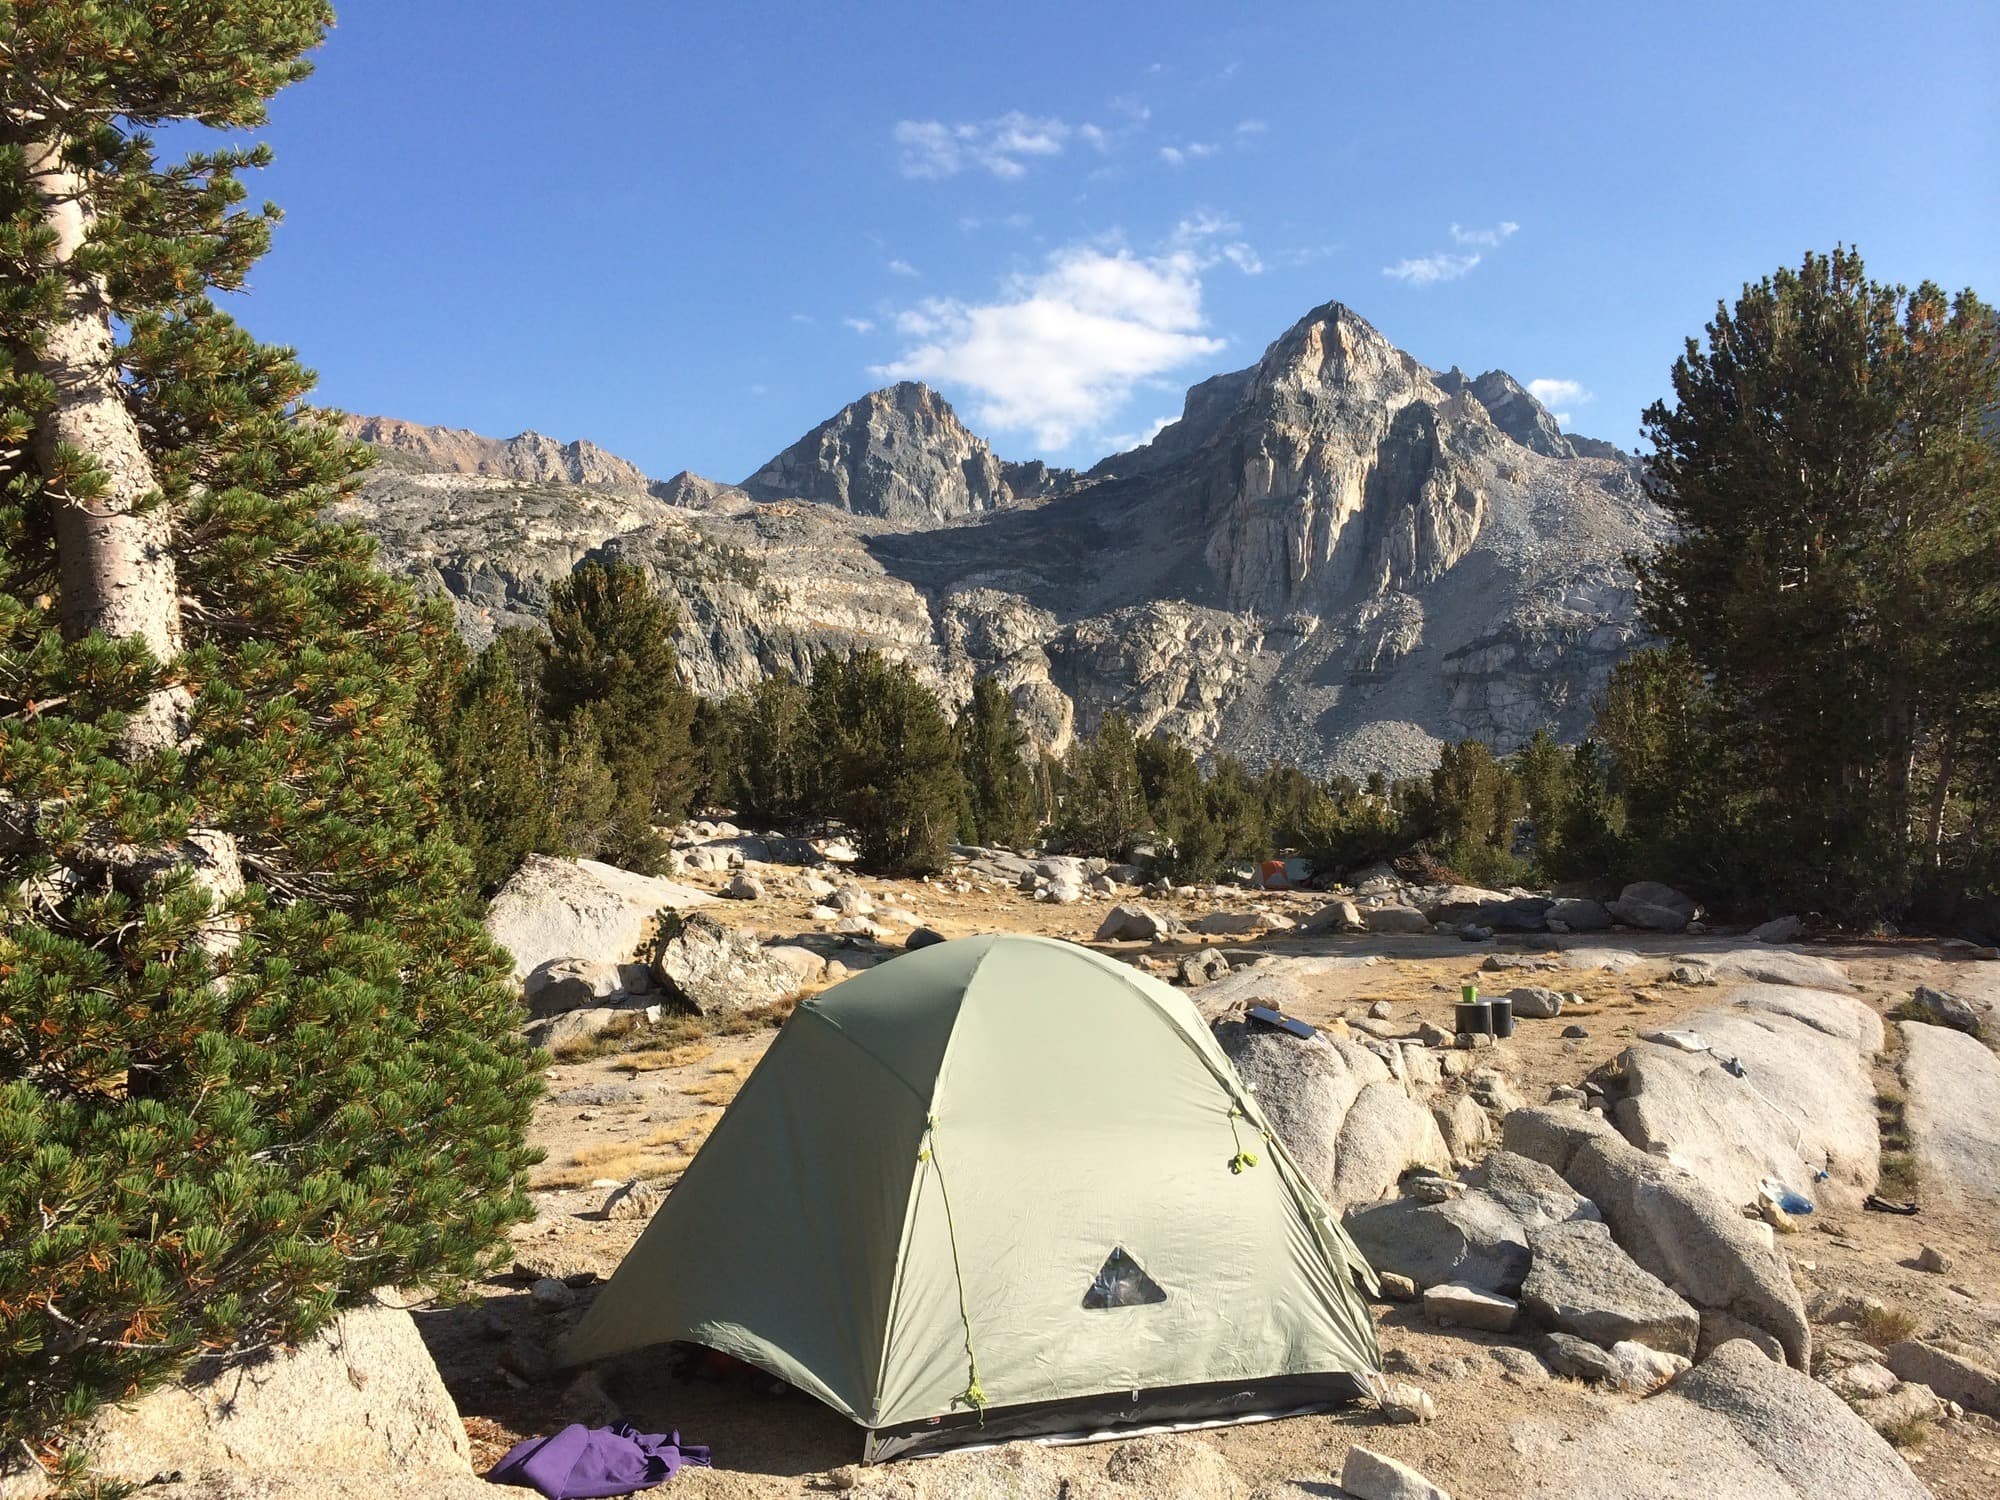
0 4 537 1456
1637 248 1999 918
1135 731 1219 879
808 652 964 874
956 676 1037 849
541 559 697 872
1050 711 1149 859
1415 740 1525 886
735 671 816 827
1512 728 1572 874
425 634 549 891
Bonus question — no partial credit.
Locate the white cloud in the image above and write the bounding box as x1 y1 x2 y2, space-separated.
843 316 876 334
1450 220 1520 248
958 212 1034 232
1234 118 1269 139
1102 414 1176 451
1159 141 1218 167
1527 377 1593 427
1382 219 1521 286
790 312 815 325
1383 251 1482 285
1222 242 1263 275
886 258 919 277
893 112 1071 179
877 242 1227 449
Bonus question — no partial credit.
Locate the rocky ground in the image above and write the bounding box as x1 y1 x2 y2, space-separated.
434 839 2000 1500
34 836 2000 1500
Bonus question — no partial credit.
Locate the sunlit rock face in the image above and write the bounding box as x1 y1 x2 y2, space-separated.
339 300 1661 778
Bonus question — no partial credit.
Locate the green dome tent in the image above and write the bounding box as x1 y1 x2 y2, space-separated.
559 933 1382 1461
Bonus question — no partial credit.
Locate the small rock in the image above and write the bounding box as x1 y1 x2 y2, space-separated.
1825 1361 1899 1399
1409 1174 1458 1204
1378 1272 1418 1302
1469 1070 1523 1114
1095 903 1184 943
1373 1378 1436 1425
831 883 873 916
1856 1382 1944 1436
1365 905 1433 934
1561 1023 1589 1039
1541 1332 1690 1393
1370 1000 1394 1020
1507 986 1564 1019
1482 953 1558 973
1423 1282 1518 1332
905 926 947 951
600 1178 661 1221
1670 962 1717 986
1340 1444 1452 1500
1750 915 1803 943
530 1278 577 1313
1454 1031 1494 1050
1178 949 1231 987
1909 985 1980 1033
1916 1245 1952 1274
722 871 763 901
1489 1345 1550 1386
1549 1085 1588 1107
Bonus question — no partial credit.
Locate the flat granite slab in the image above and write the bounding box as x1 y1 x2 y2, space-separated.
1898 1018 2000 1212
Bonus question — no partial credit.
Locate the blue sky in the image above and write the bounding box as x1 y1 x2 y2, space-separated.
220 0 1997 481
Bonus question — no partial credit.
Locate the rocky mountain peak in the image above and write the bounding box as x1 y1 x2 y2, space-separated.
341 414 653 491
1432 368 1574 459
739 382 1074 525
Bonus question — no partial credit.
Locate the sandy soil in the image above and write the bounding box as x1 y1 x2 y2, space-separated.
416 860 2000 1498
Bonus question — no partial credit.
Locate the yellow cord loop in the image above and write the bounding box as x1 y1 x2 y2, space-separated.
1227 1103 1261 1173
922 1115 987 1420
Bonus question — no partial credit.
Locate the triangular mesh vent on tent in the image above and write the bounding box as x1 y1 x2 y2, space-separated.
1082 1246 1166 1309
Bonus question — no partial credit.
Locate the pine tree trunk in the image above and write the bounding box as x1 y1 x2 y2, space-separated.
25 136 187 759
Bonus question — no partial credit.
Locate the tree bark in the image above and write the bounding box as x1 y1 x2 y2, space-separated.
25 136 187 758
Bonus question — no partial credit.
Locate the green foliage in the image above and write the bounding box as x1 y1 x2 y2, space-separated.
955 677 1036 849
0 3 537 1450
808 652 964 874
1292 776 1418 877
1404 739 1528 886
1629 247 1999 920
423 632 549 891
695 671 816 827
1135 732 1222 879
1512 728 1570 866
537 559 698 873
1050 711 1149 859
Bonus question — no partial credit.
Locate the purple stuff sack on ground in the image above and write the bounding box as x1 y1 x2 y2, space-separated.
489 1422 711 1499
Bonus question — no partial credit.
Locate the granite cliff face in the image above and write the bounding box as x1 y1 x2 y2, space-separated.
738 381 1072 524
338 301 1663 776
341 415 654 491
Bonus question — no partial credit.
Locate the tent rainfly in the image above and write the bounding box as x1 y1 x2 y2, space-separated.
559 933 1382 1461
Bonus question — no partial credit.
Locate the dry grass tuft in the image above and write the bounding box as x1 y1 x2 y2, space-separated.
549 1013 642 1062
1859 1301 1920 1349
684 1076 744 1106
615 1041 715 1074
1876 1077 1921 1198
643 1110 722 1152
1877 1412 1932 1450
